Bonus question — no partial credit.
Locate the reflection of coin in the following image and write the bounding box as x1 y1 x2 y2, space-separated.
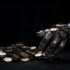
21 58 29 62
3 57 12 62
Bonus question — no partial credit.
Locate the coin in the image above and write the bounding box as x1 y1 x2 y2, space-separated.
0 51 6 56
21 58 30 62
50 28 58 31
30 46 36 50
3 57 12 62
20 52 29 58
11 54 20 60
35 51 43 57
60 31 67 38
16 42 24 47
5 49 13 53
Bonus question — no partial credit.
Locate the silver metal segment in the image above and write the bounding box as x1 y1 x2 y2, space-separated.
37 29 50 37
45 39 67 57
68 23 70 26
38 31 52 51
54 39 67 55
46 34 60 52
45 33 60 56
37 30 45 37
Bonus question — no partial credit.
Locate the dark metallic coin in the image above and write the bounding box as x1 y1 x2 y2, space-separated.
10 54 20 61
60 31 67 38
62 27 68 32
16 42 24 47
6 46 13 49
0 47 5 51
26 46 38 55
10 44 17 49
5 49 13 53
20 52 29 58
21 46 30 49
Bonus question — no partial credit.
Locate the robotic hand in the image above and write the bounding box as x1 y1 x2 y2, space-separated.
35 23 70 59
0 23 70 62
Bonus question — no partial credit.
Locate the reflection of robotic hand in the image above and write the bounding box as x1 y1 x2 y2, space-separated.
35 23 70 58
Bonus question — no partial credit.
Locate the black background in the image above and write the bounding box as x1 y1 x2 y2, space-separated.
0 2 70 70
0 5 70 49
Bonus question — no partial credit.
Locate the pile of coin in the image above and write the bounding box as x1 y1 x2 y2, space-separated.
0 42 47 62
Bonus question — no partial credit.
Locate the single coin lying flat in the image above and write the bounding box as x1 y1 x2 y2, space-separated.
3 57 12 62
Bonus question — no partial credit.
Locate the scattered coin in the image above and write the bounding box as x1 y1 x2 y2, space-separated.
20 52 29 58
0 51 6 56
60 31 67 38
21 58 30 62
35 51 43 57
11 54 20 60
16 42 24 47
30 46 36 50
3 57 12 62
56 24 63 27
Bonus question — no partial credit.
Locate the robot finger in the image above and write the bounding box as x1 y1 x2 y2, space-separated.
45 32 60 57
38 31 53 51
